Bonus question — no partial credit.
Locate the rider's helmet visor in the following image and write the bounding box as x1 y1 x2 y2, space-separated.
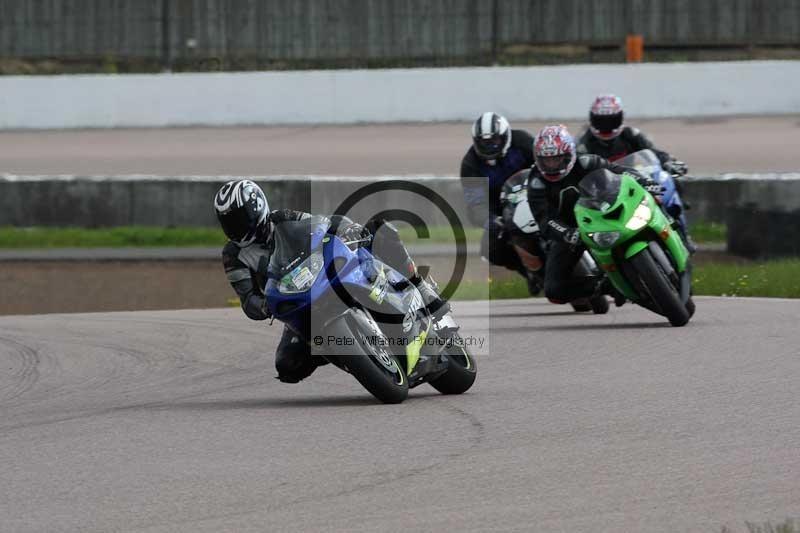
590 113 623 134
218 208 254 243
536 153 571 175
474 134 505 159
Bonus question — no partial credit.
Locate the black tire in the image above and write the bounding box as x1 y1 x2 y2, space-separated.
343 350 408 404
630 249 690 327
589 294 610 314
570 299 592 312
429 338 477 395
332 310 409 404
685 296 696 318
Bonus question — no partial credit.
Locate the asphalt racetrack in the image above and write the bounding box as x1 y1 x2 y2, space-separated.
2 297 799 532
2 117 799 531
2 115 799 175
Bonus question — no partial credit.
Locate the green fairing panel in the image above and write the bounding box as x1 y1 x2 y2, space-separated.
574 171 691 300
624 241 649 259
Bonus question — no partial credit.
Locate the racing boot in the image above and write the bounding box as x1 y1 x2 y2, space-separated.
599 276 626 307
275 330 326 383
410 274 451 320
524 268 544 296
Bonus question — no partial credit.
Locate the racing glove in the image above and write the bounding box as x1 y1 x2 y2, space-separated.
664 160 688 176
487 215 506 241
547 219 580 246
339 223 372 247
639 178 665 204
562 227 580 246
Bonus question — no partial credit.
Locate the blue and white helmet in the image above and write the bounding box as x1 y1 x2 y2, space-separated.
214 179 269 247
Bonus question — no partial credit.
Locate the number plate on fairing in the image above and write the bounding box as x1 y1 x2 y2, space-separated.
291 266 314 288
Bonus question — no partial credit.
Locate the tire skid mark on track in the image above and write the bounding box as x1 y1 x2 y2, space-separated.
88 314 252 332
0 313 276 435
441 400 487 447
0 336 40 404
3 300 799 532
0 370 270 435
1 338 155 416
0 349 273 434
90 315 264 379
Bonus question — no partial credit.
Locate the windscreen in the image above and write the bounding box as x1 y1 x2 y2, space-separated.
269 215 329 274
616 149 661 174
577 169 623 210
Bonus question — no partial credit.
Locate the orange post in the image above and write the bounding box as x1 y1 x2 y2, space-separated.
626 34 644 62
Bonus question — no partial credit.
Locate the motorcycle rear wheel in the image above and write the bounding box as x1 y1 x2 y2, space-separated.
686 296 696 318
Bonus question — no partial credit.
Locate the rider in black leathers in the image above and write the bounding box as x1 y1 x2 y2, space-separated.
577 125 674 164
576 94 684 171
577 95 694 250
215 179 446 383
518 125 661 305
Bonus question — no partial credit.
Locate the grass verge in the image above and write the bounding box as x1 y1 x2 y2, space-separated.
0 226 227 248
692 259 800 298
396 225 483 244
450 259 800 300
0 223 717 248
405 222 727 245
0 225 482 248
226 259 799 308
690 221 726 244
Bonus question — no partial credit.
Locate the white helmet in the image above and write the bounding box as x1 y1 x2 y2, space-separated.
471 112 512 161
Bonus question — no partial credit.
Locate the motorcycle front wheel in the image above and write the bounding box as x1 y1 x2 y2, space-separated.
629 249 690 327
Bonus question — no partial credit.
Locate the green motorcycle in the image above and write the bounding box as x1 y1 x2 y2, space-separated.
574 169 695 326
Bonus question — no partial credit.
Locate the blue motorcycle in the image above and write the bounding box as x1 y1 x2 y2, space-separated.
615 149 689 239
264 215 477 404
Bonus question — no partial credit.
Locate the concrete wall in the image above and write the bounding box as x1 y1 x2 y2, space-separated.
2 61 799 129
682 174 800 224
683 175 800 257
2 174 799 228
3 1 797 62
0 175 469 228
5 173 800 257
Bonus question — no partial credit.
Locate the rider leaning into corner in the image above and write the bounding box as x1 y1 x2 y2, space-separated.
512 124 665 307
576 94 695 250
214 179 448 384
459 112 539 293
577 94 684 171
